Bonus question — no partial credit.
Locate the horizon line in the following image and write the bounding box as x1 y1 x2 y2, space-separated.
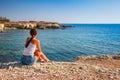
6 20 120 24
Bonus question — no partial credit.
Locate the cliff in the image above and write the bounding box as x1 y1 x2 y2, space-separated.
0 55 120 80
0 24 4 32
2 21 71 30
36 21 63 29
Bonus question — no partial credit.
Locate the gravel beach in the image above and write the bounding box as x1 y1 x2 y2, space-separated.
0 55 120 80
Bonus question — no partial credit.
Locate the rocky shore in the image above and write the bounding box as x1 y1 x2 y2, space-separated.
0 55 120 80
0 24 4 32
0 21 71 31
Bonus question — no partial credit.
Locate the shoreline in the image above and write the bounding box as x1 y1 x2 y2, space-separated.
0 21 72 31
0 55 120 80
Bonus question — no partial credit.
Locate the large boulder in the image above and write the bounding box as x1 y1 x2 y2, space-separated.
75 55 113 61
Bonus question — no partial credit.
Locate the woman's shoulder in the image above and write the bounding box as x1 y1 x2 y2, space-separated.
33 39 40 43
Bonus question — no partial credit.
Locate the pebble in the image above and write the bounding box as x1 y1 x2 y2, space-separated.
0 55 120 80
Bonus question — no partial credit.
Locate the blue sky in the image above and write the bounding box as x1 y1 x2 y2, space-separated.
0 0 120 23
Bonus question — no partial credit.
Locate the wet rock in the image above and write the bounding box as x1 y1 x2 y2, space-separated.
112 55 120 60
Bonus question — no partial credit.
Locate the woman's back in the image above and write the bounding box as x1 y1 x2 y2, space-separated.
21 28 50 65
23 42 37 56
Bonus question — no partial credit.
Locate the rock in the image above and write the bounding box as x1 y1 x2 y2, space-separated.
37 22 64 29
75 55 113 61
112 55 120 60
1 21 71 30
0 63 2 68
0 23 4 32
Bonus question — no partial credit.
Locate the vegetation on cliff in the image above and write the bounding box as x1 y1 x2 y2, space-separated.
0 17 10 22
0 17 71 30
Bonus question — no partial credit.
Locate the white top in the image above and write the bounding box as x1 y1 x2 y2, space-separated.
23 42 37 57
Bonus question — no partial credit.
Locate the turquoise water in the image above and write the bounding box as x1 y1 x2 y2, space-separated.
0 24 120 63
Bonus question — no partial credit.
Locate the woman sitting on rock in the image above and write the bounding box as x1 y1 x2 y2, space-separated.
21 28 50 65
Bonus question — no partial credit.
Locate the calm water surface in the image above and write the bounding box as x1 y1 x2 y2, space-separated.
0 24 120 62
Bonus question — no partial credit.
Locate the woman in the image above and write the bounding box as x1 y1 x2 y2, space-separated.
21 28 50 65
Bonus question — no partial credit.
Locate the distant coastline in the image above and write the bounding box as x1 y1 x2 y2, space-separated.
0 21 72 31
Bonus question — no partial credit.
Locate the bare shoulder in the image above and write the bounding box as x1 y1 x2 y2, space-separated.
36 39 40 43
34 39 40 44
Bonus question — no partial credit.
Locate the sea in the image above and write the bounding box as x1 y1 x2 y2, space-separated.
0 24 120 63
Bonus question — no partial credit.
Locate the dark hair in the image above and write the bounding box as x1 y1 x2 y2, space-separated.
25 28 37 48
30 28 37 36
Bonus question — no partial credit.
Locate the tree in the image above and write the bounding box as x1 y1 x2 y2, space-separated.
0 17 10 22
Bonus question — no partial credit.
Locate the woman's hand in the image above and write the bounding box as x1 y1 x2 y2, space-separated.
34 50 40 56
